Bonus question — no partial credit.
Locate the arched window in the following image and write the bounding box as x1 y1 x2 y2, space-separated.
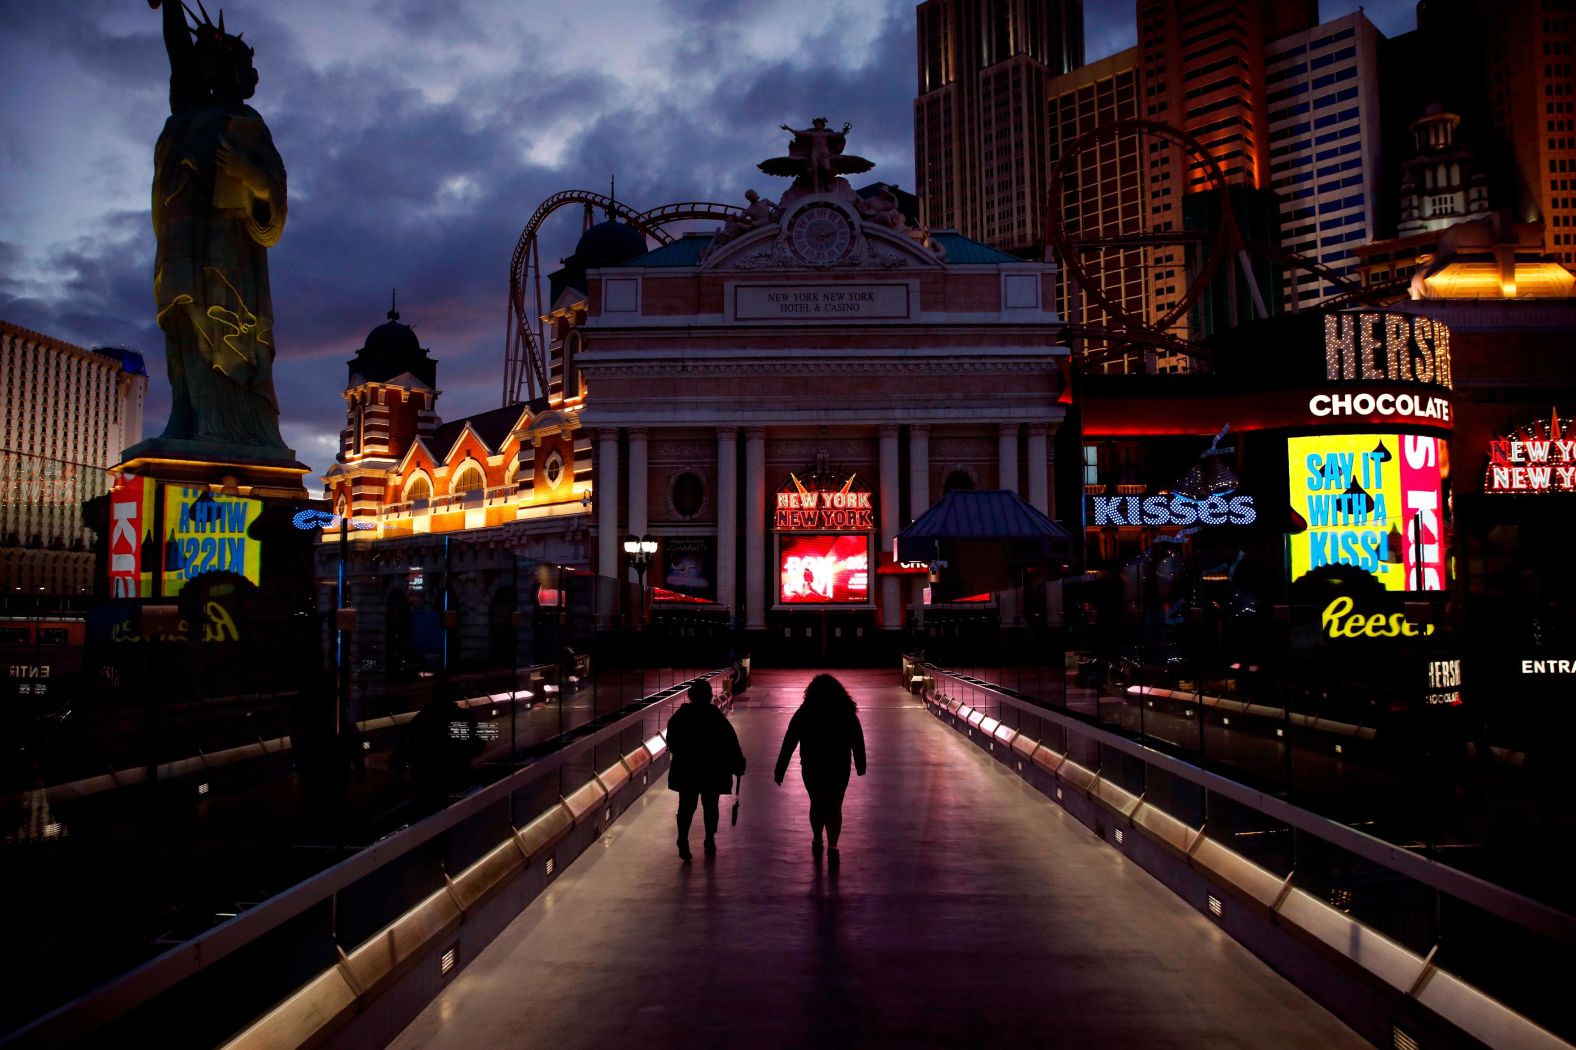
405 474 431 503
944 469 975 493
452 464 485 496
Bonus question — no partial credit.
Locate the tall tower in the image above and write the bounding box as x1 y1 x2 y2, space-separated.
330 305 440 520
1265 10 1386 311
1136 0 1315 367
1047 47 1148 373
914 0 1084 256
0 321 148 600
1467 0 1576 267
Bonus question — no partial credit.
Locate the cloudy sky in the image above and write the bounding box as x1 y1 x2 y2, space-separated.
1 0 1414 487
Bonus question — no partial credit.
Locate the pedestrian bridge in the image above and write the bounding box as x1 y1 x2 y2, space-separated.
11 669 1571 1049
387 669 1359 1049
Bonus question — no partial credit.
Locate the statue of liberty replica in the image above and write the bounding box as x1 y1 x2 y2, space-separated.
123 0 305 485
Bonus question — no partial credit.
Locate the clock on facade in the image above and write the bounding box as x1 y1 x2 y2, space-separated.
788 204 855 265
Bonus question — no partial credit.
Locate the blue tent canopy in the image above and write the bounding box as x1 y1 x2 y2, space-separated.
895 490 1073 596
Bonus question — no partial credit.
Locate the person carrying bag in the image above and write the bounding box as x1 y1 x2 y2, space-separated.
665 679 746 861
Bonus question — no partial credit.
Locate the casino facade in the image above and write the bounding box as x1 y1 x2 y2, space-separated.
322 133 1068 667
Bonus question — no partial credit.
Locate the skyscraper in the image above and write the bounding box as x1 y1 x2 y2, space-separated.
914 0 1084 256
1136 0 1316 367
1264 11 1384 310
1469 0 1576 267
1047 47 1149 373
1 320 146 600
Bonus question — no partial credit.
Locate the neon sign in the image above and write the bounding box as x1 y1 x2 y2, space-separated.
292 508 377 531
1288 434 1446 592
1324 312 1452 389
1426 658 1462 706
774 472 874 531
1089 492 1256 527
1485 411 1575 492
1308 391 1451 425
779 534 869 604
1320 596 1435 639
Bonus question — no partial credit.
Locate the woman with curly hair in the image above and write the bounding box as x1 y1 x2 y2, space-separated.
773 674 866 861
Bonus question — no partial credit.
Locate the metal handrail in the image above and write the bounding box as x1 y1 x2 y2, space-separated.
4 667 732 1047
923 663 1576 946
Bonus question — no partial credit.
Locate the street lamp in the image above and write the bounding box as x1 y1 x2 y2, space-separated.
623 533 659 591
623 534 659 683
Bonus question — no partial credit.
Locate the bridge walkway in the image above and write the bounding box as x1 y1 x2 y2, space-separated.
390 668 1362 1049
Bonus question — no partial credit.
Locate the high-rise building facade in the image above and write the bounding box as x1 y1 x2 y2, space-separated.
0 320 146 600
1047 47 1149 373
1264 11 1384 310
1472 0 1576 267
914 0 1084 255
1135 0 1315 369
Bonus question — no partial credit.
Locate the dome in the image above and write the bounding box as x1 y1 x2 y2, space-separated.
362 314 421 357
348 306 437 387
573 218 648 269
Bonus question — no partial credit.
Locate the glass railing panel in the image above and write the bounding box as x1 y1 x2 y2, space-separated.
334 836 446 951
1203 789 1293 878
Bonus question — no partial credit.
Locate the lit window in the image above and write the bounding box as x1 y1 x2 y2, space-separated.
452 465 485 495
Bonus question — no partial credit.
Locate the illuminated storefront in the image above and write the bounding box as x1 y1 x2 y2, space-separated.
325 128 1071 664
1075 308 1457 717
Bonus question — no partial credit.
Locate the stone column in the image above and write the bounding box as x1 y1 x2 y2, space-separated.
908 424 930 518
744 427 767 630
878 424 901 630
1026 423 1049 513
716 427 738 619
626 428 648 586
998 422 1020 495
908 424 930 622
597 427 620 591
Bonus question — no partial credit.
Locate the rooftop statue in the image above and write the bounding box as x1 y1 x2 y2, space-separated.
712 189 781 247
759 118 873 195
148 0 291 456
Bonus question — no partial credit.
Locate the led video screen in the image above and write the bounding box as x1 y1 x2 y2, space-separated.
1288 434 1445 592
778 534 870 604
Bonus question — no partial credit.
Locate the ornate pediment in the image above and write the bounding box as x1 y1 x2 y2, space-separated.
701 193 944 272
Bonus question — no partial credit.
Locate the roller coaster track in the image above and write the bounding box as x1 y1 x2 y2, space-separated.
1046 118 1400 370
503 192 744 405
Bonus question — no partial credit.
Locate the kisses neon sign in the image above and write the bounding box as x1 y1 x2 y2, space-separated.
1089 492 1257 527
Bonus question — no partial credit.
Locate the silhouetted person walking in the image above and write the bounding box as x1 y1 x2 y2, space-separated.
774 674 866 861
666 679 745 861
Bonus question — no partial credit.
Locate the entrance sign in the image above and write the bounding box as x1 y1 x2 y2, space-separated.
779 534 869 604
774 472 875 531
734 283 909 321
1288 434 1445 592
